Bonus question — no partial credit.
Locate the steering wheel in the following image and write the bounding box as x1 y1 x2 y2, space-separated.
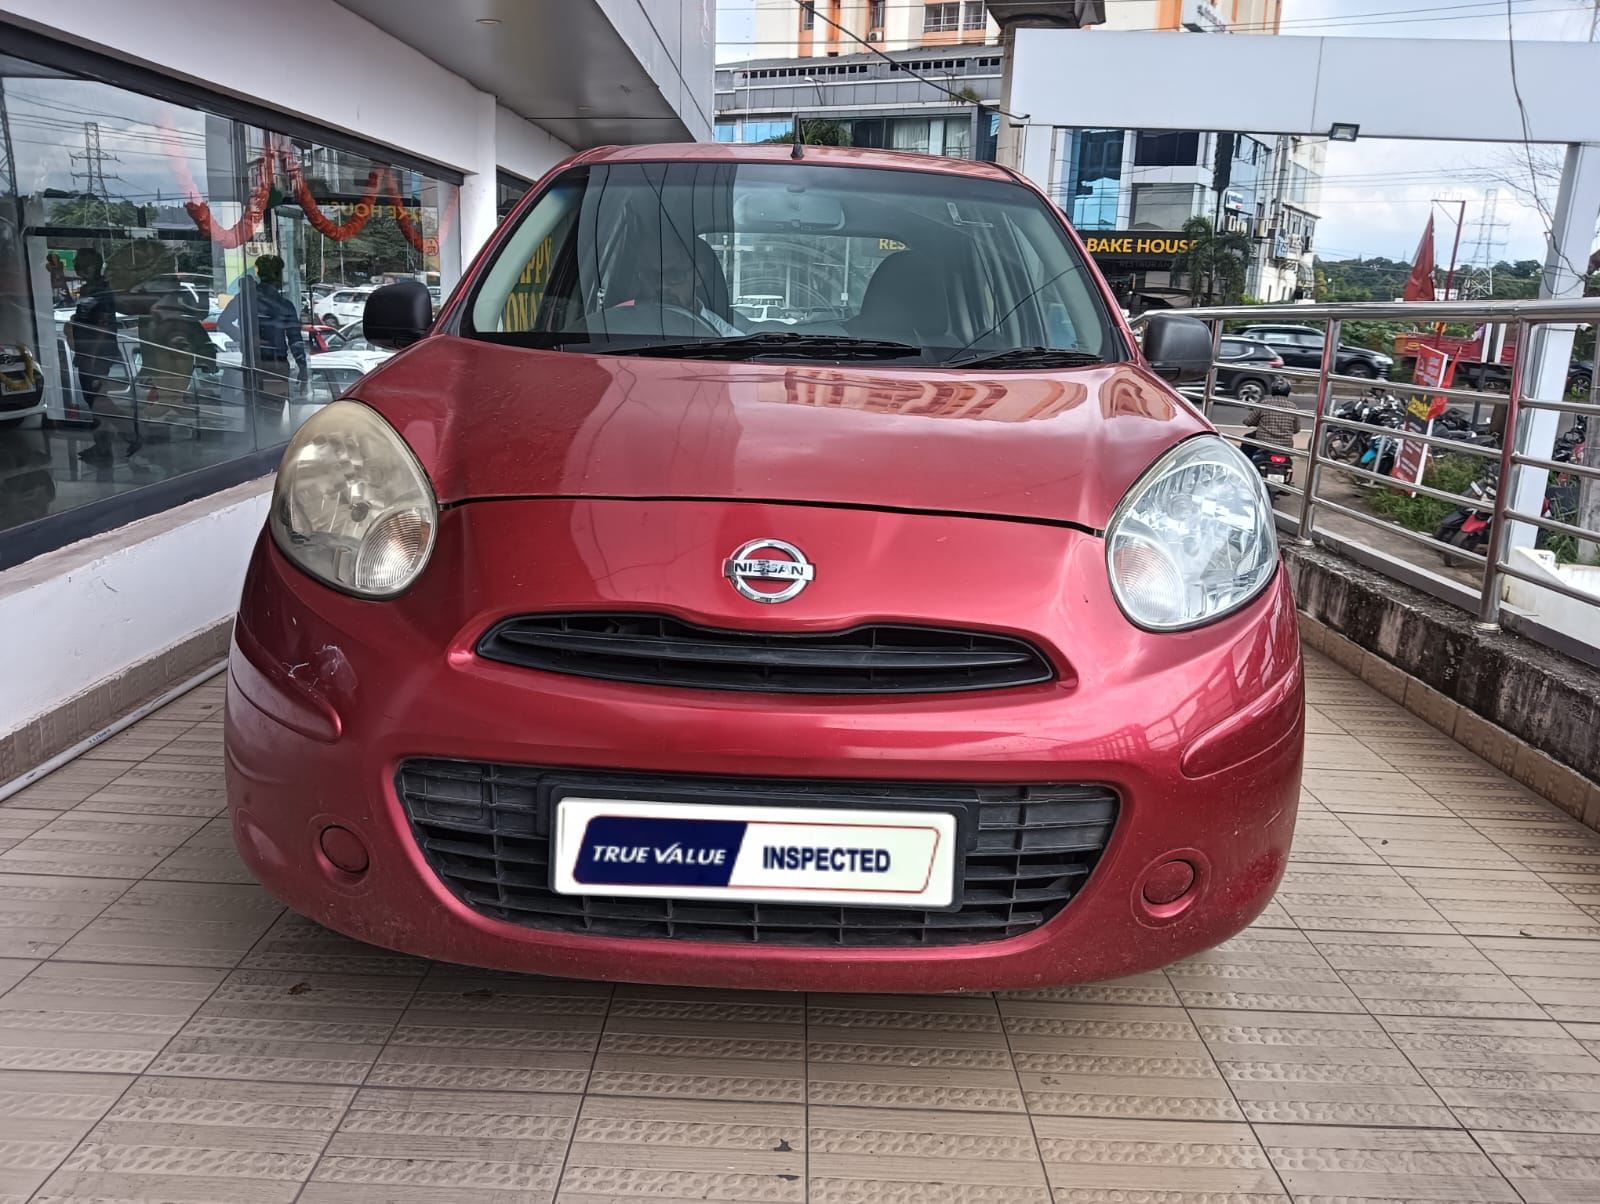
657 304 724 337
602 301 723 339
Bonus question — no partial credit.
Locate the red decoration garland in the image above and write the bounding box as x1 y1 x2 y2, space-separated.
164 125 455 259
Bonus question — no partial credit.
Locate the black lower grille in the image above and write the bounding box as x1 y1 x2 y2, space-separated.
476 613 1055 694
397 759 1117 947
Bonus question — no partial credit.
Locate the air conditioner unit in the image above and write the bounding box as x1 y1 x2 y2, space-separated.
866 30 884 41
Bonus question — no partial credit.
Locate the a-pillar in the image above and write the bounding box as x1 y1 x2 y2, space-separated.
1506 142 1600 554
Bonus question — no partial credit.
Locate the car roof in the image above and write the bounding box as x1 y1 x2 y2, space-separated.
1242 324 1317 333
571 141 1021 183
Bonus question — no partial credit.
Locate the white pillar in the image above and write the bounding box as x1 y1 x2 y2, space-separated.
1507 142 1600 553
458 90 500 269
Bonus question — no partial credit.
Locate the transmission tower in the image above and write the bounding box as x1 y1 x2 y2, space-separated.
1459 188 1510 299
68 121 124 228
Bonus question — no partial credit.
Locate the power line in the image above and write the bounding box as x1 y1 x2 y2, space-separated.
789 0 1029 120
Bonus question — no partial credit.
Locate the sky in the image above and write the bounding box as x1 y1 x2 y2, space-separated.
714 0 1600 265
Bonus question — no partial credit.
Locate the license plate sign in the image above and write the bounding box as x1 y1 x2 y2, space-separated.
552 798 957 909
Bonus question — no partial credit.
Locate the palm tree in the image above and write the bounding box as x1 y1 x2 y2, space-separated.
1178 215 1252 305
761 119 851 147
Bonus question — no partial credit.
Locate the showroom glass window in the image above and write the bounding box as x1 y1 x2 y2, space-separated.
0 45 459 558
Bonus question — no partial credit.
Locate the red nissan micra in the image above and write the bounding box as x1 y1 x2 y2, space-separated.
225 143 1302 992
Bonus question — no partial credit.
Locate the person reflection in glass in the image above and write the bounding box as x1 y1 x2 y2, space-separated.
218 253 307 424
67 248 121 465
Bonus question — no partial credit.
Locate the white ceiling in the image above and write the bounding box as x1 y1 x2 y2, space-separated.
333 0 693 149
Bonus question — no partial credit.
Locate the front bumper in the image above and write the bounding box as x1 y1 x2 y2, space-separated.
226 498 1302 992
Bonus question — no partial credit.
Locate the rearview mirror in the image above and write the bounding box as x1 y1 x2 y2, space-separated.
363 282 432 350
732 185 845 232
1142 313 1214 384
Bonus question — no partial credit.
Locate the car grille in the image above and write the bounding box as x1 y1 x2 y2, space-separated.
477 613 1054 695
397 759 1117 947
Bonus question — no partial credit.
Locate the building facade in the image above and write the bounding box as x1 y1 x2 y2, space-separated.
1095 0 1281 34
0 0 709 764
1049 125 1321 306
755 0 1000 59
990 0 1316 306
715 48 1002 160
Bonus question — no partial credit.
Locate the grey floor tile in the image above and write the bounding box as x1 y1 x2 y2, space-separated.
809 994 1021 1112
810 1105 1047 1204
146 817 256 884
0 873 131 959
558 1096 802 1204
1191 1007 1455 1127
241 911 429 977
1034 1116 1287 1201
303 1086 578 1204
0 1069 131 1204
74 762 226 819
0 961 223 1074
0 813 205 879
30 1076 347 1204
0 761 136 811
51 879 281 968
146 968 415 1085
1255 1123 1520 1202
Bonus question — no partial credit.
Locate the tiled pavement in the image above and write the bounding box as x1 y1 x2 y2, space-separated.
2 650 1599 1203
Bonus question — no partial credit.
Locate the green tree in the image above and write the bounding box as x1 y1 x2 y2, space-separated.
762 119 851 147
45 196 145 230
1177 215 1251 305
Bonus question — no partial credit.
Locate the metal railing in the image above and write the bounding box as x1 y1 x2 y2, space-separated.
1136 299 1600 658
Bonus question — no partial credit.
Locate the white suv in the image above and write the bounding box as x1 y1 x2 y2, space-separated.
316 287 374 330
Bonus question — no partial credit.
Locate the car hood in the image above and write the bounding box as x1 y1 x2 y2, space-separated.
352 336 1210 531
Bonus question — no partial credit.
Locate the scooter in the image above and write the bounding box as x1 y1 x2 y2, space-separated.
1435 424 1586 566
1245 443 1294 485
1241 377 1297 486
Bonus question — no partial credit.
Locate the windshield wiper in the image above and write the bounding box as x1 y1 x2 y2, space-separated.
941 346 1105 370
578 332 922 361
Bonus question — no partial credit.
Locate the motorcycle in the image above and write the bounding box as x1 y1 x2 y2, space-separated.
1245 442 1294 486
1327 387 1404 463
1435 420 1586 567
1435 465 1497 565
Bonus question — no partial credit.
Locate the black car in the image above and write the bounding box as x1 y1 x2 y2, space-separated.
1214 336 1287 404
1240 323 1393 379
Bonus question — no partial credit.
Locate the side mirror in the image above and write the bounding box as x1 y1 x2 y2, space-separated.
1142 313 1214 384
363 282 432 350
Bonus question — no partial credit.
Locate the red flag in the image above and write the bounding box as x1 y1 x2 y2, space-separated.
1403 217 1437 302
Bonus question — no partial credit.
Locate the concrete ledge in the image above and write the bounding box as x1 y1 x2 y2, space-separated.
1287 544 1600 831
0 619 230 781
0 476 268 780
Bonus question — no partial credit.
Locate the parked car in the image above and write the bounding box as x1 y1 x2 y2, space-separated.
0 344 47 429
1239 323 1393 379
1214 336 1287 404
315 287 374 329
732 294 795 325
1569 360 1592 396
225 144 1301 993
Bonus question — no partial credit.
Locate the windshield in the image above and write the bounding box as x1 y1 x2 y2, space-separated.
466 160 1118 365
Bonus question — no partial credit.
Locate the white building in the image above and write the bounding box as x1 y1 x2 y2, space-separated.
0 0 710 773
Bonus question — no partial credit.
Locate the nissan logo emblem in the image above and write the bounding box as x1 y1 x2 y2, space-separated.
724 539 814 603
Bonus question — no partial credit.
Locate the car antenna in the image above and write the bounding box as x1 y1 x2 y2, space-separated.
791 112 804 159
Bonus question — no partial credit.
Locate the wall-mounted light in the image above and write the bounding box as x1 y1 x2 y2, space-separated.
476 17 501 26
1328 122 1360 143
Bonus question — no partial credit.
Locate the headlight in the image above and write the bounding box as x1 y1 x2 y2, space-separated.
1105 436 1278 631
269 399 437 598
